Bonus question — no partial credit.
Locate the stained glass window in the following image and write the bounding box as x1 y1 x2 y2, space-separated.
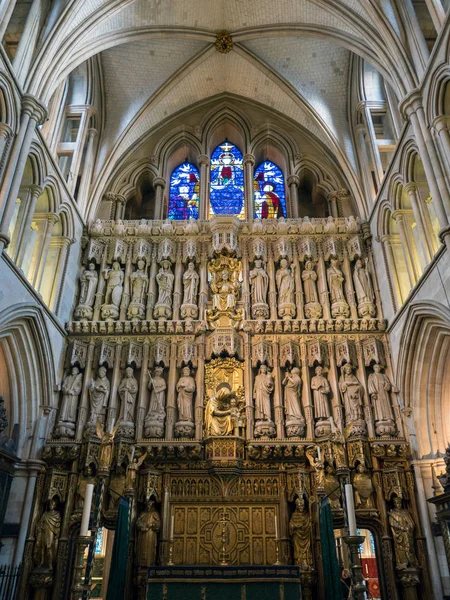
209 140 245 219
94 528 104 554
168 162 200 220
253 161 286 219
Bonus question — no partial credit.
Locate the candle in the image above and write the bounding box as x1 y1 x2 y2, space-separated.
80 484 94 537
170 514 175 541
329 416 336 434
345 484 357 536
274 515 279 541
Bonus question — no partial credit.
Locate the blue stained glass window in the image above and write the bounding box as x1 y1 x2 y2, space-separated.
94 528 104 554
168 162 200 220
253 161 286 219
209 140 245 219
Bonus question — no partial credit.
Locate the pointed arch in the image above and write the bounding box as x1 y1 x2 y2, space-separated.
209 140 245 219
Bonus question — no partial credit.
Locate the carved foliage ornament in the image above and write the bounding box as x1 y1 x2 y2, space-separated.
215 31 233 54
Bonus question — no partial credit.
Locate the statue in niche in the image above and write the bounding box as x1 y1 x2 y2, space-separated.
353 258 376 318
144 367 167 438
253 365 276 438
75 263 98 320
125 449 147 493
289 496 313 569
211 270 239 312
76 464 96 510
154 260 174 320
87 366 110 428
368 364 397 437
96 422 119 472
113 219 125 236
249 259 269 320
283 367 305 438
54 367 83 438
136 500 160 567
311 366 331 437
276 258 295 320
33 498 61 569
181 262 199 320
324 466 341 509
339 363 366 435
161 219 174 235
353 463 374 509
117 367 138 434
204 384 238 437
175 367 196 438
101 261 124 320
128 260 148 321
324 216 337 234
207 255 243 327
301 261 322 319
388 496 418 570
327 258 350 318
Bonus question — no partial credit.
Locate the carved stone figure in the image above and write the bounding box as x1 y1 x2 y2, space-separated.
353 463 374 509
353 259 376 318
302 260 322 319
33 499 61 569
54 367 83 438
181 262 199 320
388 496 418 570
339 363 365 434
136 500 160 567
283 367 306 438
117 367 138 435
128 259 148 321
276 258 295 319
253 365 276 438
204 385 235 437
249 259 269 319
368 364 396 437
327 259 349 318
87 366 110 427
311 366 331 437
144 367 166 438
101 261 124 320
153 260 174 320
289 497 313 568
175 367 196 438
75 263 98 320
185 217 199 234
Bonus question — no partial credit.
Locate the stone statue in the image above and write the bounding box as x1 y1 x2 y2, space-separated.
253 365 276 437
204 385 236 437
154 260 174 320
368 364 396 437
33 498 61 569
87 366 110 427
353 259 376 318
144 367 166 438
302 261 322 319
75 263 98 320
101 262 124 320
175 367 196 438
55 367 83 438
283 368 305 438
339 363 365 433
181 262 199 320
311 366 331 437
327 259 349 318
353 463 374 509
249 259 269 319
117 367 138 432
388 496 418 570
276 258 295 319
135 500 160 567
289 497 313 568
128 260 148 321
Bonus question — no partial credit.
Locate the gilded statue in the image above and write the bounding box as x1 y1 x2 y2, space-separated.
324 466 341 509
204 384 240 437
55 366 83 438
353 258 376 318
254 365 274 421
353 463 374 508
33 498 61 569
117 366 138 424
289 497 313 568
388 496 418 570
207 255 243 326
76 464 96 510
136 500 160 567
125 449 147 492
87 366 110 426
96 422 119 472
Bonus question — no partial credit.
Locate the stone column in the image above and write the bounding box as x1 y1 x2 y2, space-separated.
165 341 178 439
67 106 95 197
404 182 434 262
244 153 255 220
0 0 18 40
287 174 299 218
32 213 59 291
146 247 158 320
0 95 47 249
0 123 13 174
172 251 183 320
153 177 166 220
327 341 344 432
361 103 384 187
93 246 108 321
379 235 401 309
76 127 98 209
300 342 313 439
241 241 251 320
11 183 42 264
12 0 44 85
119 247 132 321
41 79 66 153
107 343 123 431
195 338 205 440
136 342 150 439
48 235 72 312
424 0 445 29
392 211 419 286
342 249 358 320
267 250 277 320
114 194 126 221
198 154 210 220
76 342 95 439
327 192 339 218
272 341 285 438
198 245 208 321
431 115 450 176
293 250 305 320
395 0 429 76
355 124 377 202
317 251 331 320
244 333 254 439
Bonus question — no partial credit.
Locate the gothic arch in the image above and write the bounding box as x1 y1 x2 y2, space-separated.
109 159 159 202
0 71 20 133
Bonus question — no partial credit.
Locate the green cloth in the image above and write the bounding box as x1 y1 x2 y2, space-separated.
147 582 301 600
319 497 342 600
106 497 130 600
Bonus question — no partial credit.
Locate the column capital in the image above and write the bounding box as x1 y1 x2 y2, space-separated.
87 127 99 139
0 122 13 139
153 177 166 189
399 89 423 120
391 209 408 222
243 153 255 166
29 184 43 198
105 192 126 204
47 212 60 225
404 182 418 195
431 115 450 134
287 174 299 186
327 190 339 201
198 154 209 166
21 94 47 125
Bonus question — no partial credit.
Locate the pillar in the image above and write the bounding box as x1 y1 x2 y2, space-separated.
32 213 59 291
355 124 377 201
93 245 107 322
153 177 166 220
424 0 445 30
379 235 401 309
0 123 13 175
165 341 178 439
136 342 150 440
394 0 429 77
360 102 384 187
0 0 18 40
272 341 285 438
327 192 339 218
317 251 331 320
241 241 251 320
342 248 358 320
48 235 72 312
114 194 126 221
392 211 419 286
146 247 158 320
11 183 42 264
293 249 305 320
76 127 98 210
119 247 132 321
76 342 95 439
106 342 123 431
198 244 208 321
12 0 45 85
287 174 299 218
327 340 344 432
172 251 183 320
267 250 277 320
195 338 205 440
404 182 435 261
67 106 95 197
198 154 209 220
244 333 254 439
244 153 255 220
300 341 313 439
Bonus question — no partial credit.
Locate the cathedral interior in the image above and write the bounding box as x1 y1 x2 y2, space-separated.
0 2 450 599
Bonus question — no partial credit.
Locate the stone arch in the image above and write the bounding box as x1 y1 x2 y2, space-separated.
397 301 450 458
201 106 250 157
0 71 20 133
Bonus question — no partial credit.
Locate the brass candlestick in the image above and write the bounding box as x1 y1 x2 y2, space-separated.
167 540 174 566
342 535 368 600
273 538 282 565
